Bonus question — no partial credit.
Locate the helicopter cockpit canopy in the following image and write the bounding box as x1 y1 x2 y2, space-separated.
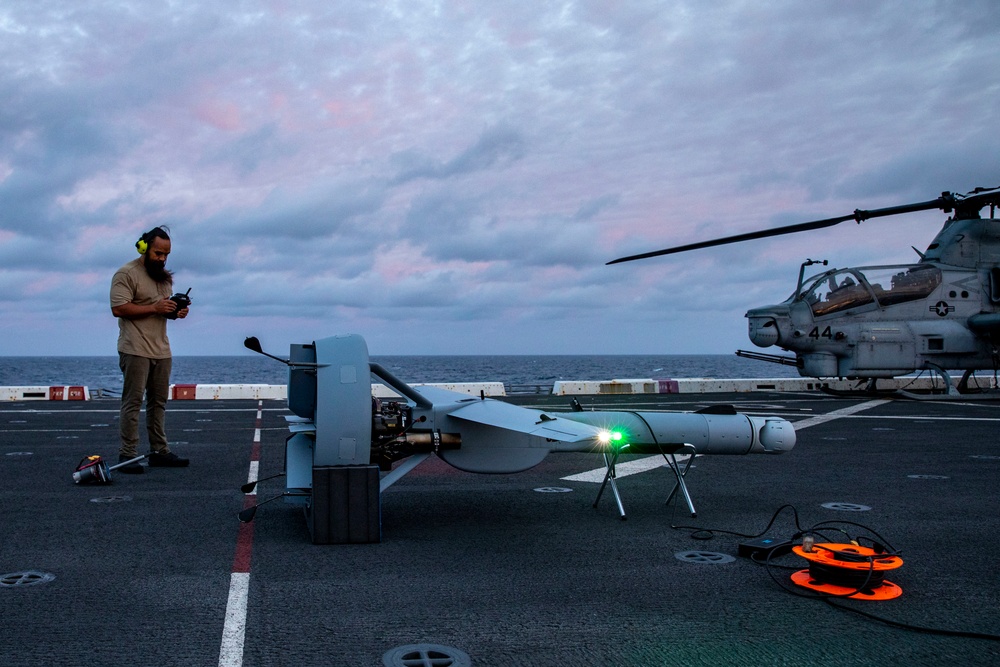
800 264 942 317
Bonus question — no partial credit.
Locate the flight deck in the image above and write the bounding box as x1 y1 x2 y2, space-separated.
1 392 999 666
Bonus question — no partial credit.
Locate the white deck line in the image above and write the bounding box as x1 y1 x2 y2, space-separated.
218 573 250 667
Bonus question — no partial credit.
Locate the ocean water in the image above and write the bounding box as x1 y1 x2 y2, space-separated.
0 354 800 394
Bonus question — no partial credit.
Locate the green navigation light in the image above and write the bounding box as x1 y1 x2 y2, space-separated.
598 429 627 447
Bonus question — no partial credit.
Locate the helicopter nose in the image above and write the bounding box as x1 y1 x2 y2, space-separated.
748 316 780 347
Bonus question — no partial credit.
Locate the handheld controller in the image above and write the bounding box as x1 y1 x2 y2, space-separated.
165 288 191 319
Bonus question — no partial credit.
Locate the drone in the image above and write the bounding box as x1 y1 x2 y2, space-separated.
609 186 1000 397
241 335 794 543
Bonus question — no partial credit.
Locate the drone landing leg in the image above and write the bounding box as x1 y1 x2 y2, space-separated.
594 450 628 520
593 446 698 520
663 445 697 518
379 452 431 492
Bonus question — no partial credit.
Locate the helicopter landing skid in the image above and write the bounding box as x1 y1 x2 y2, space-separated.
897 367 1000 401
819 378 899 399
897 388 1000 401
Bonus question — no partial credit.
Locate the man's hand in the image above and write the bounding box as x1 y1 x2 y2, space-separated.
154 298 178 316
111 299 176 319
175 307 189 319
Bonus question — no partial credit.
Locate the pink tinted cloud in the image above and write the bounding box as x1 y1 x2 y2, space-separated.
194 99 245 131
23 273 61 297
323 97 377 129
373 242 494 285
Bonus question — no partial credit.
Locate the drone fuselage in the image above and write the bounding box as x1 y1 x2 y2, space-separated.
270 334 795 542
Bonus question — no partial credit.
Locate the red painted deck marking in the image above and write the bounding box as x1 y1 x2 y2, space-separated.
219 400 265 667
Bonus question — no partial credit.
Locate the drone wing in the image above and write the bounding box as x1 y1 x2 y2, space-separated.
448 399 602 443
411 385 600 442
405 385 604 473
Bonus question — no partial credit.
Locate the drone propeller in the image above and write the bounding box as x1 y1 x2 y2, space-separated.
244 336 323 368
607 187 1000 265
241 471 286 494
244 336 290 364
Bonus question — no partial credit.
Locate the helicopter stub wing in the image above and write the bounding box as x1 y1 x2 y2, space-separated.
968 313 1000 337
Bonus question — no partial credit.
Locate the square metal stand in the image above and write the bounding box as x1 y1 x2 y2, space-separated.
307 465 381 544
593 444 697 520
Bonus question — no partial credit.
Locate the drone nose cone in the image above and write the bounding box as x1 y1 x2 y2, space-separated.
757 417 796 453
748 316 779 347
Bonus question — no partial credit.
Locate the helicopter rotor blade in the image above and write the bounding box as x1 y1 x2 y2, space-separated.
607 212 857 264
606 190 1000 266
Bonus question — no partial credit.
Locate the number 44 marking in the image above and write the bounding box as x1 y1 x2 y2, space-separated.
809 326 833 339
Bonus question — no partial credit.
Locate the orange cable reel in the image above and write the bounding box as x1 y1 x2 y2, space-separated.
790 540 903 601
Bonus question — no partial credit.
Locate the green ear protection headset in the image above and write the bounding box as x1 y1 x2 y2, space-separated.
135 233 149 255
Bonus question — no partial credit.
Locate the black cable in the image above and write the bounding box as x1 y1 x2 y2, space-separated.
679 504 1000 639
824 598 1000 641
671 502 805 540
809 519 899 554
677 502 1000 639
761 541 880 601
808 561 884 591
745 509 1000 641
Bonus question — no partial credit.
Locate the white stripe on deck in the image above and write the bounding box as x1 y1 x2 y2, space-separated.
562 453 692 483
246 461 259 495
561 399 890 483
218 572 250 667
787 399 891 430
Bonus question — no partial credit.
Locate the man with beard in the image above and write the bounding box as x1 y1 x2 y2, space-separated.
109 226 190 473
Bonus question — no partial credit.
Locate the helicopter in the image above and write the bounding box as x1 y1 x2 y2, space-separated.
608 186 1000 397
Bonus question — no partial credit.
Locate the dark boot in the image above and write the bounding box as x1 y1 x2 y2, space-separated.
148 451 190 467
117 454 145 474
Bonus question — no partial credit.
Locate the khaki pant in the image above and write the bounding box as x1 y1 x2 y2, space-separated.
119 353 172 458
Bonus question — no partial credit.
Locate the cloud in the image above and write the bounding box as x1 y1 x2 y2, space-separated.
835 132 1000 200
0 0 998 356
391 125 528 184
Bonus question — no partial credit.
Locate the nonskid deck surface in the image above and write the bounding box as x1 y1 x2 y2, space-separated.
1 394 999 666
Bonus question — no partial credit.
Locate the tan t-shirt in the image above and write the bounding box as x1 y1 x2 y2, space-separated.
110 258 173 359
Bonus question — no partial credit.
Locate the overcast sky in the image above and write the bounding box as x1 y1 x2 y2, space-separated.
1 1 997 356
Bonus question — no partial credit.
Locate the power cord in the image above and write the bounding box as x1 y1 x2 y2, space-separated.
674 504 1000 642
671 502 805 540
